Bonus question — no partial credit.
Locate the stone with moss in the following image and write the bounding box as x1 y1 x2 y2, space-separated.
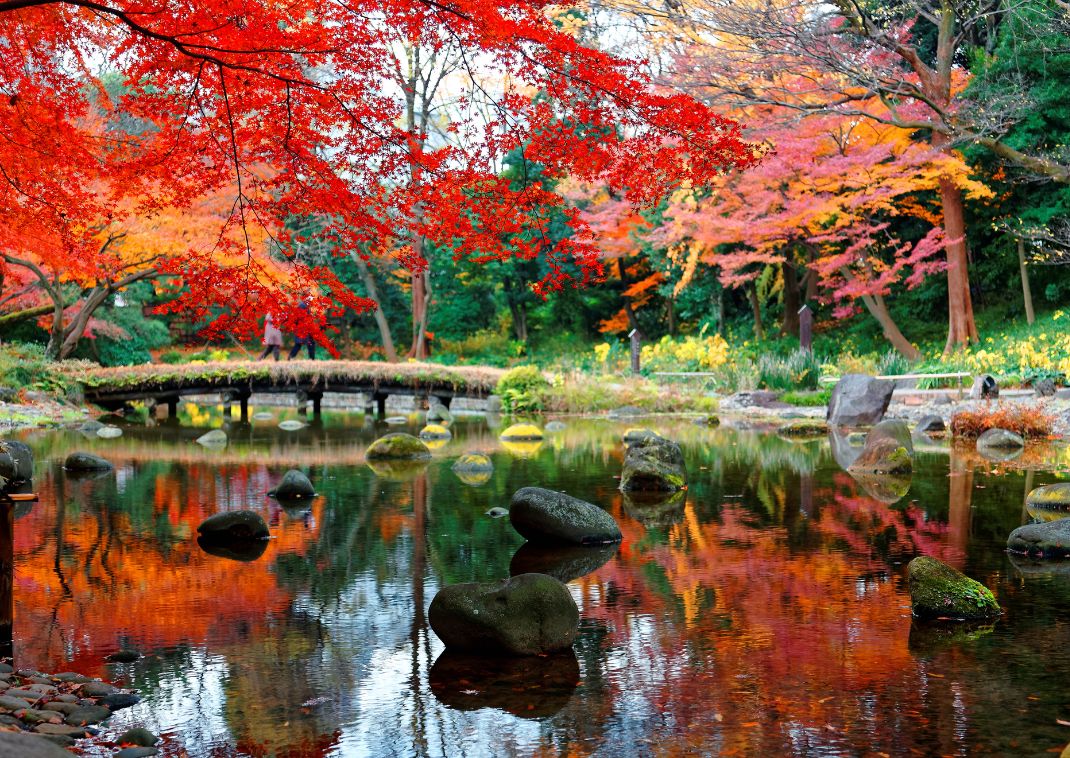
848 420 913 475
452 453 493 473
1007 519 1070 558
499 424 544 441
907 556 1000 621
510 487 621 545
63 452 113 472
622 428 659 445
428 573 579 656
777 419 828 439
366 433 432 460
619 435 687 492
419 424 452 441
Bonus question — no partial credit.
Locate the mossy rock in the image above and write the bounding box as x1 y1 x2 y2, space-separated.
499 424 544 442
63 452 113 472
1025 482 1070 511
366 433 432 460
1007 518 1070 558
268 469 316 500
619 435 687 492
777 420 828 439
366 459 431 481
510 487 621 545
907 556 1000 621
622 428 659 445
452 453 494 473
848 419 913 475
419 424 452 441
428 573 579 656
197 510 269 541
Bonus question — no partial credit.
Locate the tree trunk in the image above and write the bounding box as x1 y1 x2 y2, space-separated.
408 267 431 359
667 295 676 336
0 304 52 330
780 259 801 337
1018 237 1035 325
350 252 398 362
939 178 979 354
616 259 641 334
508 300 528 342
716 282 725 335
746 282 764 340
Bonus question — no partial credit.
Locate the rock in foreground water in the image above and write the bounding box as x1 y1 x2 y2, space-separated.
1007 519 1070 558
619 435 687 492
499 424 544 441
197 510 269 540
907 556 1000 620
366 433 432 460
269 469 316 499
510 487 621 545
63 452 113 471
428 573 579 656
848 419 914 475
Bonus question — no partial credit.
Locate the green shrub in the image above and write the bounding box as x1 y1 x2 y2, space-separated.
780 388 832 407
758 350 821 391
0 343 86 399
159 349 184 364
495 365 549 413
1023 366 1066 387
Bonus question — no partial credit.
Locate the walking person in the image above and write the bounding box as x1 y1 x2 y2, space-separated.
259 312 283 361
287 301 316 360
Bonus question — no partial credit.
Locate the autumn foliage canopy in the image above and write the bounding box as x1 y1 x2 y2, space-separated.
0 0 757 348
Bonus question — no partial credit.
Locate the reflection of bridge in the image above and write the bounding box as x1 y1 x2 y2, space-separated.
77 360 503 419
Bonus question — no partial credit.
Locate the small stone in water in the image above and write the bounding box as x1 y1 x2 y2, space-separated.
99 693 140 711
118 727 159 746
485 507 509 518
278 420 306 431
34 724 87 737
64 704 111 725
78 682 118 697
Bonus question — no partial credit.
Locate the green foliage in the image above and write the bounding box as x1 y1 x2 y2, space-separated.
876 349 915 376
1023 366 1066 386
0 343 85 399
495 365 550 412
159 349 184 364
757 350 821 391
780 388 832 407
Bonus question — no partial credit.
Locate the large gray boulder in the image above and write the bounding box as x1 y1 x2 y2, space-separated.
619 435 687 492
428 573 579 656
510 487 621 545
63 452 113 471
269 469 316 499
197 510 269 540
1007 519 1070 558
0 440 33 485
826 374 894 426
907 556 1000 621
848 419 914 475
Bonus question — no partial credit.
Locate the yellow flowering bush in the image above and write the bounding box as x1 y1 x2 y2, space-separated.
638 334 731 372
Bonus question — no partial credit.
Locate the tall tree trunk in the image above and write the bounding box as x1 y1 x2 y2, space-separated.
716 282 725 335
408 267 431 359
1018 237 1035 325
508 300 528 343
939 178 979 354
746 282 764 340
780 258 801 337
350 252 398 362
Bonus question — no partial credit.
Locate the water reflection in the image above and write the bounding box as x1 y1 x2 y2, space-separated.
4 413 1070 756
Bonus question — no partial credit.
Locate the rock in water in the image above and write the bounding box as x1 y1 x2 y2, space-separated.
252 411 274 421
777 420 828 439
419 424 452 440
499 424 544 441
619 435 687 492
826 374 894 426
0 732 73 758
510 487 621 545
366 433 432 460
1025 482 1070 512
63 452 113 471
96 425 123 439
848 419 914 475
915 415 946 435
970 374 999 399
607 406 643 418
426 404 453 424
197 510 269 540
1007 519 1070 558
485 507 509 518
0 440 33 484
452 453 493 473
384 416 408 425
195 429 227 447
976 427 1025 451
622 428 659 445
509 543 619 583
278 420 306 431
269 469 316 499
428 573 579 656
117 728 159 747
907 556 1000 620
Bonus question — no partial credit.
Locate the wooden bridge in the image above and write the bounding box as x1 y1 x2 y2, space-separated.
74 360 504 420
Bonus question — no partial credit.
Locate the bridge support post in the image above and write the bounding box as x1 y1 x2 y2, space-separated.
376 393 387 420
165 397 178 421
309 392 322 419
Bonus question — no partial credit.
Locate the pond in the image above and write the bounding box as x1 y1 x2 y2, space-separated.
7 408 1070 757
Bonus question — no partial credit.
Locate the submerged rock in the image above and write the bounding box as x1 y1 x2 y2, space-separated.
96 425 123 439
619 435 687 492
510 542 618 583
826 374 894 426
848 419 914 475
428 573 579 656
499 424 544 441
510 487 621 546
278 420 306 431
366 433 432 460
777 419 828 439
0 440 33 485
117 728 159 747
195 429 227 447
419 424 452 441
1007 519 1070 558
197 510 269 540
907 556 1000 621
269 469 316 500
63 452 113 472
429 650 579 719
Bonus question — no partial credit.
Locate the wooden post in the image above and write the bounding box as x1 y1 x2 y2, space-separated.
629 329 641 375
799 305 813 353
310 392 322 419
1018 238 1035 325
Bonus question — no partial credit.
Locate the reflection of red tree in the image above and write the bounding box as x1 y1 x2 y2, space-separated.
13 462 322 678
571 478 969 755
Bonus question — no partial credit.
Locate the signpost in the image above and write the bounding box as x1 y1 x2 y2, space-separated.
799 305 813 353
629 329 641 375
